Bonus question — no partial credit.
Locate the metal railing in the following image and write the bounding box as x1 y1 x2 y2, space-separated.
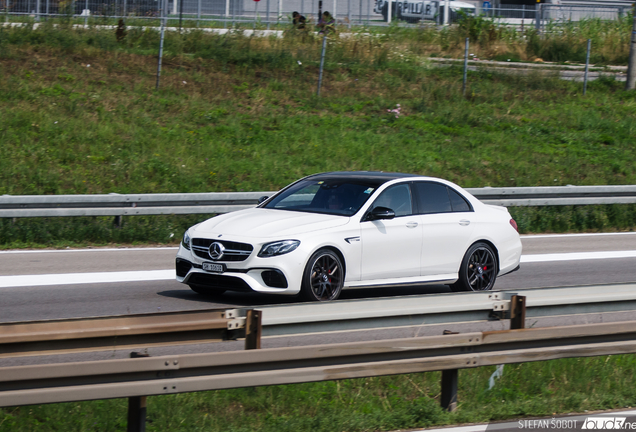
0 308 248 358
2 283 636 357
2 319 636 409
3 284 636 430
1 185 635 218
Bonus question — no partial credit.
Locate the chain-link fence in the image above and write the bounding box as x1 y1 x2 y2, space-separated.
1 0 630 28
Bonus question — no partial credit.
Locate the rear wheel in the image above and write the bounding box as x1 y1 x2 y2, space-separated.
188 284 226 296
300 249 344 302
450 242 497 292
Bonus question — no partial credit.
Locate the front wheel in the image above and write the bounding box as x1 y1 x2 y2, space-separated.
450 242 497 292
300 249 344 302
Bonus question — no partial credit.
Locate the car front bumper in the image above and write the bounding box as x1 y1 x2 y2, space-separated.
175 243 304 295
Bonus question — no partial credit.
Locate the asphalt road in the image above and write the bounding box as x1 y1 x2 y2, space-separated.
1 232 635 323
1 232 635 366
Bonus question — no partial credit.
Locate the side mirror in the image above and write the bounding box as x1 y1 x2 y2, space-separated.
365 206 395 221
258 196 269 205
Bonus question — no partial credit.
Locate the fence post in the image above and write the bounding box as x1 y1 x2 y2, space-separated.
317 34 328 96
626 5 636 90
510 295 526 330
462 37 469 96
583 39 591 95
227 0 231 27
535 3 541 32
156 0 167 90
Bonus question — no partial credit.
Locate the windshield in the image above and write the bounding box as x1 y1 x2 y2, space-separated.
263 179 378 216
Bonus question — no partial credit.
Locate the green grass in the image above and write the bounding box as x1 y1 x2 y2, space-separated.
0 23 635 247
2 355 636 431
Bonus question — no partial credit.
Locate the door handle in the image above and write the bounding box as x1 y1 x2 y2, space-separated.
459 220 471 226
406 221 419 228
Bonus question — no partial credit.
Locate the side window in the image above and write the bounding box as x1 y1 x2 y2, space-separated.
371 184 413 217
448 188 472 212
414 182 452 214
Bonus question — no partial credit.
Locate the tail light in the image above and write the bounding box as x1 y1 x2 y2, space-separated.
510 218 518 232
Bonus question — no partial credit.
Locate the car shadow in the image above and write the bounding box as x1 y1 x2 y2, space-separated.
157 284 452 307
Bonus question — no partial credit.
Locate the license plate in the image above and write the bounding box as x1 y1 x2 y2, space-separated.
202 262 225 273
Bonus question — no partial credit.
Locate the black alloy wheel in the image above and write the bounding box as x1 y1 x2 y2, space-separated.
301 249 344 302
451 242 497 292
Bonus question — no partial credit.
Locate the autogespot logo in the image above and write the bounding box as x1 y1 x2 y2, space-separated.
582 418 629 429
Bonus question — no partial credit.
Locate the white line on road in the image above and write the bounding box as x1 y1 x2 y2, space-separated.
1 250 635 288
0 247 179 254
521 250 636 263
521 232 636 239
0 270 175 288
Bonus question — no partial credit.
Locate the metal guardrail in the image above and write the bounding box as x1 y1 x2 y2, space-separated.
2 284 636 430
0 308 246 358
2 185 636 218
256 283 636 336
2 319 636 407
2 284 635 358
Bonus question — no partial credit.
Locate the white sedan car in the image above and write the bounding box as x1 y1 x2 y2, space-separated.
176 172 522 301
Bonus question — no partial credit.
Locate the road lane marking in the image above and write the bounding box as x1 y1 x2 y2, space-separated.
522 232 636 239
0 270 175 288
521 250 636 263
0 247 179 254
1 251 635 288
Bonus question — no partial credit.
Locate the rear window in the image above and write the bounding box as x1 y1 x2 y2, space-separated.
413 182 473 214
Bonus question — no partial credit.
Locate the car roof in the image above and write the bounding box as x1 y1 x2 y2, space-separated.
304 171 420 186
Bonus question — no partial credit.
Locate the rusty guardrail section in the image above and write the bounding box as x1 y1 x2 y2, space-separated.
1 320 636 407
0 309 245 358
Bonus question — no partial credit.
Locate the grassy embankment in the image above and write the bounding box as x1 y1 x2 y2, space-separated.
1 20 635 247
1 356 636 431
1 21 636 432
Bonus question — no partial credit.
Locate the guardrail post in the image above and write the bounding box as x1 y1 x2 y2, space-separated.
245 309 262 350
441 369 458 411
510 295 526 329
127 396 147 432
440 330 458 411
127 352 149 432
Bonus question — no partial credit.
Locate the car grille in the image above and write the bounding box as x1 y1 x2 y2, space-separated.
187 273 252 291
191 238 253 262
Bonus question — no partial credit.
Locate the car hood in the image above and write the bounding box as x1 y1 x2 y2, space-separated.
192 208 351 239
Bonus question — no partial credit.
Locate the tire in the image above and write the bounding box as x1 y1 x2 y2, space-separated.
300 249 344 302
450 242 498 292
188 284 226 296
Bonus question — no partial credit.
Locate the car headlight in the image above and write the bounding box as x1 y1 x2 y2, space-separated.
258 240 300 258
182 230 191 250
